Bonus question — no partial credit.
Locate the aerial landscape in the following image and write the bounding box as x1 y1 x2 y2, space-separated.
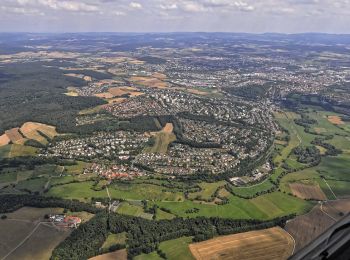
0 1 350 260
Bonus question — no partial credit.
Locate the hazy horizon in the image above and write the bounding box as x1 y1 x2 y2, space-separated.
1 0 350 34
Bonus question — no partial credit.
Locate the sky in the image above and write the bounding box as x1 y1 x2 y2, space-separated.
0 0 350 33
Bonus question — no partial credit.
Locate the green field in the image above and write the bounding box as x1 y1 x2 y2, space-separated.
324 179 350 198
155 208 176 220
16 177 48 193
47 181 184 202
155 192 311 220
116 202 153 219
134 252 162 260
64 161 91 175
231 179 275 197
159 237 194 260
144 130 176 154
0 145 11 158
101 232 127 250
188 181 226 200
10 144 38 158
134 237 194 260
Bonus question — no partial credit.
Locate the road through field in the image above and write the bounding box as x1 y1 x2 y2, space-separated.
322 178 337 200
1 222 42 260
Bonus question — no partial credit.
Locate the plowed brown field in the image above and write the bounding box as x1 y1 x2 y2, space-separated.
289 183 327 201
327 115 344 125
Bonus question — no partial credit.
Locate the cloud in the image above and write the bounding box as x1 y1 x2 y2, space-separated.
129 2 142 9
38 0 99 12
13 0 99 12
159 3 178 10
112 10 126 16
1 5 44 15
0 0 350 33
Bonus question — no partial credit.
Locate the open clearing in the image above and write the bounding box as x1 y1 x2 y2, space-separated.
327 115 344 125
20 122 58 144
285 198 350 251
321 198 350 219
0 207 71 260
159 237 194 260
101 232 127 250
0 134 10 146
129 76 168 89
89 249 127 260
8 144 37 158
4 128 26 144
285 204 335 252
0 122 58 148
289 182 327 201
189 227 294 260
145 123 176 154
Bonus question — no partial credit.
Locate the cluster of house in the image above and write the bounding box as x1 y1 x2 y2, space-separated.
135 143 239 175
40 131 148 160
49 214 82 228
104 95 167 118
84 163 146 180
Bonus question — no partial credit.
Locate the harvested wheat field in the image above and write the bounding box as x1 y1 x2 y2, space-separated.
95 92 114 99
189 227 294 260
327 115 344 125
153 72 167 79
108 97 127 104
289 183 327 201
285 204 336 251
187 88 213 96
129 76 168 89
163 123 174 133
0 134 10 146
89 249 127 260
108 87 143 97
5 128 25 144
20 122 58 144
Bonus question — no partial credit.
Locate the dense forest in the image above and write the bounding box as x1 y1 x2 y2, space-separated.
0 62 106 134
52 209 295 259
0 194 101 214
